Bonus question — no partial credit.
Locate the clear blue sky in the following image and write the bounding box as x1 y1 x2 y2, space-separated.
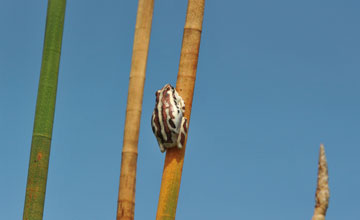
1 0 359 219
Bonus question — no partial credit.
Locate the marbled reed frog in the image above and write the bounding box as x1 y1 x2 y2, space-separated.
151 84 188 153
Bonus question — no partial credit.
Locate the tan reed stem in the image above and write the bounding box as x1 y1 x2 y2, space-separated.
156 1 205 219
116 1 154 219
312 144 330 220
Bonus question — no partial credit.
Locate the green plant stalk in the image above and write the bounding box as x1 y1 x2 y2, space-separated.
23 1 66 219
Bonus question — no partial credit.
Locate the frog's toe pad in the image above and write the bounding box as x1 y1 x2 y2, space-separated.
177 132 186 149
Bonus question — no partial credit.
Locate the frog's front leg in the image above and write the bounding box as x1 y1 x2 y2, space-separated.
176 117 188 149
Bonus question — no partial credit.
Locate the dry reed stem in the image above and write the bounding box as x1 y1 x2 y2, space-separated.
116 1 154 219
312 144 330 220
156 0 205 219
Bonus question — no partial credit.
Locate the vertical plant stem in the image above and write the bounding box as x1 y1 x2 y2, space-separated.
312 144 330 220
156 1 205 219
116 0 154 219
23 0 66 220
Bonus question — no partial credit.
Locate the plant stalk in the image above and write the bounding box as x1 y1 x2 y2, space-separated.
23 0 66 219
116 0 154 219
312 144 330 220
156 1 205 219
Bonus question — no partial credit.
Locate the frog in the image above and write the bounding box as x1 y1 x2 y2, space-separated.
151 84 188 153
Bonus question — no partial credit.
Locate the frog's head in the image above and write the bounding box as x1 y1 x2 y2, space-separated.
162 84 174 91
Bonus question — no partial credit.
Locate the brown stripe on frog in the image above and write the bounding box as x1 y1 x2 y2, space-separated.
155 90 160 105
161 88 172 143
183 118 188 133
166 86 176 120
180 132 186 146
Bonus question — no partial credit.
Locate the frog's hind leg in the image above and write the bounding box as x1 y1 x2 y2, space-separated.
155 138 166 153
176 117 188 149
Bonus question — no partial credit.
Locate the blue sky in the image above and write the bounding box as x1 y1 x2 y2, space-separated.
1 0 360 219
